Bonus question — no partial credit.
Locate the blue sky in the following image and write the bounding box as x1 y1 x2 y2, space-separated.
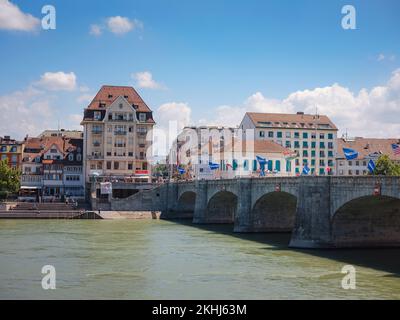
0 0 399 139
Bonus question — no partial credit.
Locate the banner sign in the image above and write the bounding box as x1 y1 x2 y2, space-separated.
100 182 112 195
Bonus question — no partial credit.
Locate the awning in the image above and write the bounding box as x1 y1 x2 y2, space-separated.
20 186 41 189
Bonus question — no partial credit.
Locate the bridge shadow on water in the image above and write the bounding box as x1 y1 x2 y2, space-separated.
168 219 400 277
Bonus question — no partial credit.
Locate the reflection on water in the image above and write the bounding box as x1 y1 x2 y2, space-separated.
0 219 399 299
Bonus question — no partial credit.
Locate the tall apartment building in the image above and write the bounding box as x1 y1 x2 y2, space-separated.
336 137 400 176
240 112 338 175
80 85 155 186
0 136 24 170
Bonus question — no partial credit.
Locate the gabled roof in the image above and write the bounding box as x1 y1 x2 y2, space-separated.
337 137 400 161
87 85 152 112
244 112 338 130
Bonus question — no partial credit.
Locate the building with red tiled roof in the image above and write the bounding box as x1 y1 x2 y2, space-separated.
336 137 400 176
80 85 156 187
240 112 338 176
169 126 297 180
20 136 84 201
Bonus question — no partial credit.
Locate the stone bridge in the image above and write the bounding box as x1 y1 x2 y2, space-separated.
109 176 400 248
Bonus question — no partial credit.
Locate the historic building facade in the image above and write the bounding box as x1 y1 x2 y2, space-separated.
80 86 155 187
240 112 338 175
0 136 24 170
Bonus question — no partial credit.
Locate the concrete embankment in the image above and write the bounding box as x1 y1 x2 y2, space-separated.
0 211 102 219
98 211 161 220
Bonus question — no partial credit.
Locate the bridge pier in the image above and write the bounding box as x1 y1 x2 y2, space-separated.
234 179 253 232
193 181 209 223
289 177 333 248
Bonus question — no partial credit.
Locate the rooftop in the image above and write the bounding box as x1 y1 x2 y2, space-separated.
337 137 400 161
244 112 338 131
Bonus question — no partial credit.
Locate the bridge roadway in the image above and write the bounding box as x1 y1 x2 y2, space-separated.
101 176 400 248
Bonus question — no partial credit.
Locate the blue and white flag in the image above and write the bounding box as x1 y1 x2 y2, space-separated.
343 148 359 160
367 159 376 173
302 165 311 175
256 155 267 177
256 155 267 165
209 161 219 170
178 167 186 174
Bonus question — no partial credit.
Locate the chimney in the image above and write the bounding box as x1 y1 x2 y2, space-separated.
296 112 304 115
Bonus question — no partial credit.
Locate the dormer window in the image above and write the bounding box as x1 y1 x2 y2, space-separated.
94 111 101 120
108 94 113 99
124 95 129 99
99 103 106 108
119 103 123 109
139 113 146 122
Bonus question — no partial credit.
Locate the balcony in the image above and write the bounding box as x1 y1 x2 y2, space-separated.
114 131 127 135
93 142 101 147
87 154 103 160
92 129 103 134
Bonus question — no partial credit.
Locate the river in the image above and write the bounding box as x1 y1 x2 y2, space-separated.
0 219 399 299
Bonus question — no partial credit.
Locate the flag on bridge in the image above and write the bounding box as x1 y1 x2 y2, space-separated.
367 159 376 174
302 165 311 175
178 167 186 174
391 143 400 156
343 148 359 160
256 156 267 177
209 161 219 170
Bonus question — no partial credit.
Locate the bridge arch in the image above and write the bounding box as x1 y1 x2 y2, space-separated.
175 191 197 218
250 192 297 232
332 195 400 247
206 190 238 224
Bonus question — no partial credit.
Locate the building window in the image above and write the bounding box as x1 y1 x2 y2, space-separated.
303 132 308 139
294 132 300 138
259 131 265 138
303 150 308 157
285 132 291 138
114 162 119 170
311 141 316 149
139 113 146 122
268 131 274 138
349 161 352 166
303 141 308 148
277 132 282 138
94 111 101 120
107 161 112 170
328 133 333 139
320 142 325 148
285 141 291 148
128 163 133 170
294 141 300 148
320 133 325 139
328 142 334 149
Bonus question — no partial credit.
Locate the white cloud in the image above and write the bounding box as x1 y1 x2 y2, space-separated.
0 87 54 138
77 93 94 104
106 16 143 35
68 114 83 130
0 0 40 32
132 71 165 89
89 24 102 36
377 54 385 61
157 102 191 131
90 16 143 36
195 69 400 138
36 72 77 91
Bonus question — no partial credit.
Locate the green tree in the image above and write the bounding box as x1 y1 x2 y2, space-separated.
0 160 21 199
372 155 400 176
153 163 169 178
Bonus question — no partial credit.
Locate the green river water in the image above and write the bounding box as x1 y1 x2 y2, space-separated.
0 219 399 299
